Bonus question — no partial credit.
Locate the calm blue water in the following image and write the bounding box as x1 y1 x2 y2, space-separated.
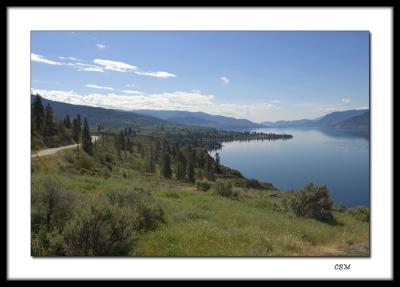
210 128 369 208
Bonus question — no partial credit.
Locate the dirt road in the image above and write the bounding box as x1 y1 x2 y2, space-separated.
31 144 78 158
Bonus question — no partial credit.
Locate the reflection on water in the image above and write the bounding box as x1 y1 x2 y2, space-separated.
210 127 369 208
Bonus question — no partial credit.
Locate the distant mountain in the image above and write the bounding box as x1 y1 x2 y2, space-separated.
336 110 369 128
261 119 317 127
132 110 263 129
317 109 369 126
262 109 369 128
33 96 169 128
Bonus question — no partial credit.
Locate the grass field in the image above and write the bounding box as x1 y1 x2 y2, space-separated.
31 148 369 256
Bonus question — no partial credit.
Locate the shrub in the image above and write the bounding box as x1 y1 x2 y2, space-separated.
332 203 347 212
286 183 334 220
205 171 216 182
105 188 165 231
347 206 369 222
77 152 95 170
32 183 165 256
31 177 76 232
63 200 138 256
63 152 76 164
215 181 239 199
196 180 212 192
63 189 164 256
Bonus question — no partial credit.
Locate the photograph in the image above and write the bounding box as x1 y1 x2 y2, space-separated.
30 31 370 257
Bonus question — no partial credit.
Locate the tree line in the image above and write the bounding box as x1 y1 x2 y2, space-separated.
31 94 93 155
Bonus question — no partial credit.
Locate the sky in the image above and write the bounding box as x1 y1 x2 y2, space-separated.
31 31 369 122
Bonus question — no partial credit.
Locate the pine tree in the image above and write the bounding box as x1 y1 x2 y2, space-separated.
32 94 44 132
72 115 82 143
148 145 156 173
161 152 172 178
64 115 72 129
197 149 206 168
215 152 221 173
81 117 93 156
187 160 195 182
176 150 187 180
118 130 125 151
72 115 82 158
154 140 161 163
44 103 54 138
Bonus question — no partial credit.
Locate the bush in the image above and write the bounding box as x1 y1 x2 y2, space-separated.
62 188 164 256
32 183 165 256
196 180 212 192
347 206 369 222
64 152 76 164
31 177 76 232
332 203 347 212
215 181 239 199
286 183 334 220
77 152 95 170
105 188 165 231
63 200 138 256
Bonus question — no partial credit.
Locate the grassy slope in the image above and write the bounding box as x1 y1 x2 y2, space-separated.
31 149 369 256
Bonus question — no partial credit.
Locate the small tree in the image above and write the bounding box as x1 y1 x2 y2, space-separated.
187 161 195 182
32 94 45 132
176 150 186 180
64 115 72 129
148 145 156 173
81 118 93 156
72 115 81 142
161 152 172 178
215 152 221 173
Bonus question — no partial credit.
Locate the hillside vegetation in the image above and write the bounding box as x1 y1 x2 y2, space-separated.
31 96 369 256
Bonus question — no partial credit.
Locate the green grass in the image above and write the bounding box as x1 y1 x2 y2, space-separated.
31 148 369 256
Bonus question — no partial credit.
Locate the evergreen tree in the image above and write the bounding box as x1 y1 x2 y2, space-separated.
118 130 125 151
32 94 45 132
81 117 93 156
44 103 54 138
197 149 206 168
187 160 195 182
154 140 161 163
72 115 82 158
64 115 72 129
148 145 156 173
176 150 187 180
72 115 82 143
215 152 221 173
161 152 172 178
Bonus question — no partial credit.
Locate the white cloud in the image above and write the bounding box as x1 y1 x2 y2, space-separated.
341 98 351 103
86 84 113 91
135 71 176 78
122 90 144 95
125 84 135 87
58 56 82 62
272 100 280 103
30 88 282 122
96 44 108 50
94 59 137 72
220 76 230 85
79 66 104 72
67 62 104 72
31 53 62 65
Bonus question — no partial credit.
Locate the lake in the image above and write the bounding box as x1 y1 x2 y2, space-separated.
210 127 369 208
